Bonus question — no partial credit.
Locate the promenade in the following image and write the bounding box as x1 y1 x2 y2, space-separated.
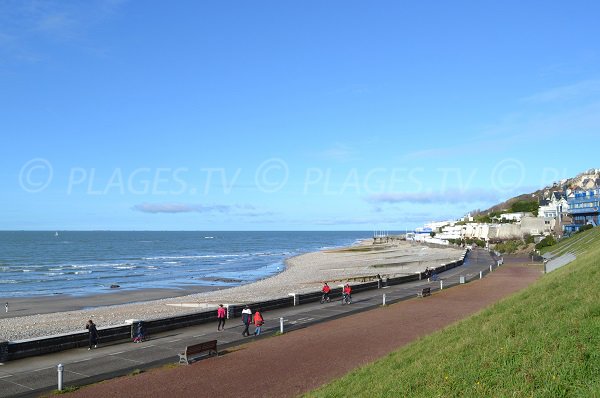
0 250 540 397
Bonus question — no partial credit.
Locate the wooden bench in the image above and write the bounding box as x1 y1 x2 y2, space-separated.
417 287 431 298
178 340 218 365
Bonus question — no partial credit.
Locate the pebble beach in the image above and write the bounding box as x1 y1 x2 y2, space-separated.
0 240 462 342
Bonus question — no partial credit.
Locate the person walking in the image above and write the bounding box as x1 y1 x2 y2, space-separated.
5 302 7 313
86 319 99 350
241 306 252 337
321 282 331 303
253 309 264 336
343 283 352 304
217 304 227 331
133 322 145 343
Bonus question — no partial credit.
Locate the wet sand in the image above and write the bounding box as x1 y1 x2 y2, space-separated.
0 285 221 319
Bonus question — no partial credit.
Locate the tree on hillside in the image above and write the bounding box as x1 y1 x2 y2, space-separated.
510 200 539 216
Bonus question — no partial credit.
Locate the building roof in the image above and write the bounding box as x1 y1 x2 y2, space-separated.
552 191 566 201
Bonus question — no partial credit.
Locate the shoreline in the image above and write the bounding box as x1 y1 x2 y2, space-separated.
0 240 463 342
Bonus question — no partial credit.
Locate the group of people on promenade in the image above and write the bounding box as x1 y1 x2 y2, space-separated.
241 305 264 336
424 267 438 281
216 304 264 336
83 282 355 350
321 282 352 304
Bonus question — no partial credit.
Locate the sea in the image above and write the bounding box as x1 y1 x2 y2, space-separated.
0 231 371 298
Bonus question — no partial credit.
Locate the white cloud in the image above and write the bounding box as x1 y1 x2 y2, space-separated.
366 189 502 205
132 203 232 214
521 79 600 103
316 143 358 162
0 0 127 62
132 202 276 218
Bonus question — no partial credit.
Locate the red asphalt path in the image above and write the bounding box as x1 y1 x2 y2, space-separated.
67 259 541 398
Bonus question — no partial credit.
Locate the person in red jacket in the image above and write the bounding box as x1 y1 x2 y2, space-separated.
217 304 227 331
343 283 352 304
321 282 331 303
253 308 264 336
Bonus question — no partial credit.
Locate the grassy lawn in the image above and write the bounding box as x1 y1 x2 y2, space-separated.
541 226 600 257
306 235 600 397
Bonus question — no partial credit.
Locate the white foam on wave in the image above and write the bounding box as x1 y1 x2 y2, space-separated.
143 254 245 260
67 262 129 269
0 279 18 284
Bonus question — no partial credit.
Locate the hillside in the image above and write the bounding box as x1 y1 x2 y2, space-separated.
307 230 600 397
476 168 600 215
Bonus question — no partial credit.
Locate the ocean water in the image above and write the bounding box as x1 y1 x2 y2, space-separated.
0 231 371 298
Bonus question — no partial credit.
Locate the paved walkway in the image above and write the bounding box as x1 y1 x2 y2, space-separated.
0 250 535 397
57 255 541 398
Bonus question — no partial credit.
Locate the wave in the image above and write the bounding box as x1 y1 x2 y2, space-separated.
0 279 18 284
143 254 246 260
66 262 130 269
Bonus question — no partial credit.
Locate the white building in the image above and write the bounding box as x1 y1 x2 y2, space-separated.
499 212 526 222
538 192 568 219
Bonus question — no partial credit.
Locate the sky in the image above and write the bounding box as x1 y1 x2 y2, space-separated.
1 0 600 230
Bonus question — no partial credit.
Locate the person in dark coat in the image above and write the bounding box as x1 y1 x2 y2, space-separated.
241 306 252 337
86 319 99 350
133 322 145 343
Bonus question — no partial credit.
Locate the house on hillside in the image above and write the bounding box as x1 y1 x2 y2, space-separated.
499 212 526 222
538 192 569 219
565 188 600 233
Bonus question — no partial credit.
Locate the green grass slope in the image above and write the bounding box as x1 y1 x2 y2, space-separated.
541 226 600 257
307 239 600 397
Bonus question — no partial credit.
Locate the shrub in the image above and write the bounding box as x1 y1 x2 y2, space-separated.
535 235 557 250
494 240 520 254
511 200 539 216
523 234 535 245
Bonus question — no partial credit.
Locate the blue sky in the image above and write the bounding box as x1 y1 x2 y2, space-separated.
1 0 600 230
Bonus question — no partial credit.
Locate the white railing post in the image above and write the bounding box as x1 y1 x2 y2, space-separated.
57 364 64 391
440 280 443 290
382 294 386 306
288 293 297 306
279 317 284 334
479 271 483 279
